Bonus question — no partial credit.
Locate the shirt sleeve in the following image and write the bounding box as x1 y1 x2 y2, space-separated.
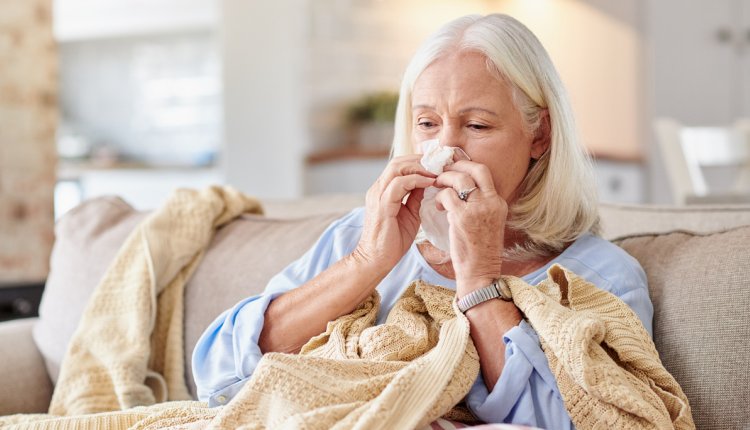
466 255 654 427
191 208 364 405
466 321 574 428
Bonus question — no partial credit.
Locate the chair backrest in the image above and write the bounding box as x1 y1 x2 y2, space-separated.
653 118 696 204
654 118 750 204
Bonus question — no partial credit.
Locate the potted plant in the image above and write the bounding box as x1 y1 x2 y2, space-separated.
345 91 399 150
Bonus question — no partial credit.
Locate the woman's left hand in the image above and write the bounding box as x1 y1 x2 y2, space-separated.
433 160 508 296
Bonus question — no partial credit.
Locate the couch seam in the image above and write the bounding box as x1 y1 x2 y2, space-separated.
611 224 750 242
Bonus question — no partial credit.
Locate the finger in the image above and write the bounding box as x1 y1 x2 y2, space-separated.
434 171 477 194
382 174 435 211
443 160 496 194
434 187 463 213
383 155 436 180
404 187 425 218
376 155 436 195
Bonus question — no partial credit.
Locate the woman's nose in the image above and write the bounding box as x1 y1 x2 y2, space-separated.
438 128 470 161
438 127 461 148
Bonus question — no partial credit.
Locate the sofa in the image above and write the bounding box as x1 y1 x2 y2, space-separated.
1 194 749 429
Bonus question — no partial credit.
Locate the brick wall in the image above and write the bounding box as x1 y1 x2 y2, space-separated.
0 0 57 282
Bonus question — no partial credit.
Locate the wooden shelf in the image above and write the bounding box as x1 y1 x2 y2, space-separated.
587 149 645 163
306 146 390 165
306 146 644 165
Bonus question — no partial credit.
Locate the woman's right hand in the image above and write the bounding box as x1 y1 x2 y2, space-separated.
352 154 436 273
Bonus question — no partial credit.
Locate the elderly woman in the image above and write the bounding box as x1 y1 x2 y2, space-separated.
192 14 653 428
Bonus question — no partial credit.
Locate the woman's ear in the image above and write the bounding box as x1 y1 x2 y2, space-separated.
530 109 551 160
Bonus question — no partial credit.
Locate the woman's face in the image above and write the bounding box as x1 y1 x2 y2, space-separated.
411 51 548 204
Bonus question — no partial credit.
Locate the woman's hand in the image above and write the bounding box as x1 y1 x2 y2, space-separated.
353 155 436 274
433 160 526 390
433 160 507 296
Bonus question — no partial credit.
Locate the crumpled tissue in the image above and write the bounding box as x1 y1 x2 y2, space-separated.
418 139 468 253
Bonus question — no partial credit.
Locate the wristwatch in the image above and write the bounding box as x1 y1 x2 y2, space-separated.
456 279 512 313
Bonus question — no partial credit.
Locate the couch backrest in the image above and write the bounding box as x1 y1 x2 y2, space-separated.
613 228 750 429
598 202 750 239
597 203 750 429
35 195 750 429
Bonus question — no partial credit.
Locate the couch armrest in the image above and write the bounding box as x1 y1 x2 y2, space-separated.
0 317 53 415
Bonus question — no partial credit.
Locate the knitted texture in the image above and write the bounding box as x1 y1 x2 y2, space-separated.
205 281 481 430
0 402 216 430
0 283 479 430
504 264 695 430
47 186 262 416
0 186 694 430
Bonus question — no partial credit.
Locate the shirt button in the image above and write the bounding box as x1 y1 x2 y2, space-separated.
216 395 227 404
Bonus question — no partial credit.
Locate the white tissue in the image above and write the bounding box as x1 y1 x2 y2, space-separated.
419 139 453 253
420 139 454 175
420 187 451 252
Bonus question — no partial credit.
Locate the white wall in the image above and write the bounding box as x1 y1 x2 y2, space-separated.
221 0 309 199
508 0 644 162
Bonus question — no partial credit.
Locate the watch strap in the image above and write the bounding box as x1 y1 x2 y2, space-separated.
456 279 512 313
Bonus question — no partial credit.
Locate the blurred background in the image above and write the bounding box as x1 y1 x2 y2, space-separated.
2 0 750 286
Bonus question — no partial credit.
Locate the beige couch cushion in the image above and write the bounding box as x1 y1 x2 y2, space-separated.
614 227 750 430
0 318 54 415
34 197 147 383
34 196 350 398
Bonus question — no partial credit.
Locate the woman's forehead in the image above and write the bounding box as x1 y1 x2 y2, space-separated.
412 53 514 113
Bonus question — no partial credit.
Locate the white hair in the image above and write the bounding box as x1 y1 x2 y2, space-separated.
393 14 599 257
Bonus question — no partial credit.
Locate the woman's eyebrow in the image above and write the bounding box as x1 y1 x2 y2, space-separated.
411 105 498 117
459 107 498 117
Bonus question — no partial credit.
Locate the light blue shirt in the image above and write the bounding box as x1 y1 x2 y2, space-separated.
192 207 653 428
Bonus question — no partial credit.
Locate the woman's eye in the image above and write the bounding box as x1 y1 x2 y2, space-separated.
467 123 488 131
417 121 436 129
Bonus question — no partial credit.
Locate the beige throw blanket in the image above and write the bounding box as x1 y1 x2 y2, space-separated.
0 186 694 429
504 265 695 429
47 186 262 416
202 282 480 430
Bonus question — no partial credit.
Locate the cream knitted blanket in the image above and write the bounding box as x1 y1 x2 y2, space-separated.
200 281 481 430
3 186 261 420
0 185 694 429
200 265 694 430
503 264 695 430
